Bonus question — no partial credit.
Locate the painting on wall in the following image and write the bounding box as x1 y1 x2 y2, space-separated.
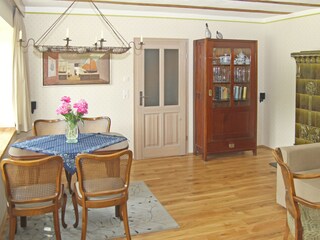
43 52 110 86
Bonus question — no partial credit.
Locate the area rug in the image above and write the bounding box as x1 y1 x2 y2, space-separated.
5 181 179 239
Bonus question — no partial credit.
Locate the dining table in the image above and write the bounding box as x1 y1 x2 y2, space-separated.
9 132 129 193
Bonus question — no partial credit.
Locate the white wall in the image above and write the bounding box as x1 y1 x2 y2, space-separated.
0 0 13 26
264 13 320 148
24 12 267 153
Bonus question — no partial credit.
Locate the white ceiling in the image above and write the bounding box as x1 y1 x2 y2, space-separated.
21 0 320 22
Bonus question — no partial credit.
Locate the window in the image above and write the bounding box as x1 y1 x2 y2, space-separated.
0 17 14 127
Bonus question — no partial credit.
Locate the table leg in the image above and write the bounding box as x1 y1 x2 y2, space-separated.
65 170 73 194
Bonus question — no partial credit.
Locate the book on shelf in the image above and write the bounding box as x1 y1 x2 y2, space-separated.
233 86 247 100
214 86 229 100
242 86 247 100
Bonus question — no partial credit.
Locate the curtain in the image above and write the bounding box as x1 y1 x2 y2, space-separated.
12 8 32 133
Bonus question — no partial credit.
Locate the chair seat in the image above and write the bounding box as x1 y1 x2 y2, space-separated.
288 204 320 239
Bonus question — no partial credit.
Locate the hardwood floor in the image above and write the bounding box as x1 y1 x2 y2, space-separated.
0 145 287 239
127 147 286 240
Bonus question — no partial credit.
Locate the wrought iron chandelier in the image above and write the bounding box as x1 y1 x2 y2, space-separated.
20 0 143 54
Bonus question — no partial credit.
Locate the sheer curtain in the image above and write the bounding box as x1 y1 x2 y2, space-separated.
12 8 31 133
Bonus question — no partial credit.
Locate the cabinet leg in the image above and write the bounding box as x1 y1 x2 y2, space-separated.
203 153 207 161
253 149 257 156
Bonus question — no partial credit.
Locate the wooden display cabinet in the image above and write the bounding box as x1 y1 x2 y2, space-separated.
292 51 320 144
194 39 257 160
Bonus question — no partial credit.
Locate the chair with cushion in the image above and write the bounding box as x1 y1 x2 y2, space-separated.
1 156 67 240
72 149 132 240
32 119 66 136
273 147 320 240
78 116 111 134
276 143 320 207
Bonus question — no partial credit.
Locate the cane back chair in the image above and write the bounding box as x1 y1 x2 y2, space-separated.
72 149 132 240
1 156 67 240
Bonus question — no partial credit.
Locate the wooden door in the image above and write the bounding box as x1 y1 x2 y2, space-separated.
134 38 188 159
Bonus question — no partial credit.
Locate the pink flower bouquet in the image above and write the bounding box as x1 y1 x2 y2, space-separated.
56 96 88 125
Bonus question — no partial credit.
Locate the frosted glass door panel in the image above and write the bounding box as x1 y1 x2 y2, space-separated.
145 49 160 107
164 49 179 106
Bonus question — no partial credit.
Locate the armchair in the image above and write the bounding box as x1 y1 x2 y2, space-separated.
276 143 320 208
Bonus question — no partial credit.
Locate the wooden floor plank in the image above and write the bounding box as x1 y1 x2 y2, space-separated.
127 147 286 240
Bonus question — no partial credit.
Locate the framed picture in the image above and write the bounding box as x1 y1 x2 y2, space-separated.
43 52 110 86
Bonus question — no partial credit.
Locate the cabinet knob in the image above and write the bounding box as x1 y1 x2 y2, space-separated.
209 89 212 97
229 143 235 148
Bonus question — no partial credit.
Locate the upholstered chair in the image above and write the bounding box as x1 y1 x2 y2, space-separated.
273 148 320 240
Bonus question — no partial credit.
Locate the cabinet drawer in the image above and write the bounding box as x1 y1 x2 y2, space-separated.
207 139 256 154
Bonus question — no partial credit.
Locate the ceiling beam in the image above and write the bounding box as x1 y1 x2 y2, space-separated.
234 0 320 8
73 0 291 15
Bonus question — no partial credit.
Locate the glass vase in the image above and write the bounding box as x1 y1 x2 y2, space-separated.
65 121 78 143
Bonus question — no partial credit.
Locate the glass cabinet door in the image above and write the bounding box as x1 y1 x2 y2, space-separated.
212 48 231 107
233 48 251 106
212 47 251 108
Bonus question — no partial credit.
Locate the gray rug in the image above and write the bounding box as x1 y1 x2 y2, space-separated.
5 181 179 239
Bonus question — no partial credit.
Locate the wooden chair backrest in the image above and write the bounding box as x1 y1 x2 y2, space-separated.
78 116 111 134
75 149 132 198
33 119 66 136
0 156 63 204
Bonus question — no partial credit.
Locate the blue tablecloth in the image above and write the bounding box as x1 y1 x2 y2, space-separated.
11 133 127 174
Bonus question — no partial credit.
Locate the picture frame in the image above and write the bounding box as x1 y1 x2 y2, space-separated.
43 52 110 86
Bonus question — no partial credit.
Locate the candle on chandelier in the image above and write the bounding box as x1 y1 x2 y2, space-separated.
19 30 22 40
66 28 69 38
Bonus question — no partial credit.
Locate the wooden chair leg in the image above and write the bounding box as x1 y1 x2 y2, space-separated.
121 203 131 240
72 192 79 228
65 170 73 194
61 192 68 228
9 216 17 240
115 205 122 220
81 208 88 240
20 216 26 227
53 207 62 240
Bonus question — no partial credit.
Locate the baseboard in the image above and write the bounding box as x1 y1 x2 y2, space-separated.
257 145 274 150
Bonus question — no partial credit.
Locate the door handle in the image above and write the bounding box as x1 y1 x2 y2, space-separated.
140 91 148 106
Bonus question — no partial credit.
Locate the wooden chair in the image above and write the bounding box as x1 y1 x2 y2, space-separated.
0 156 67 240
72 149 132 240
273 148 320 240
78 116 111 134
32 119 66 136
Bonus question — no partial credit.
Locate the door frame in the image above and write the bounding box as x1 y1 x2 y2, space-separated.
133 38 188 160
